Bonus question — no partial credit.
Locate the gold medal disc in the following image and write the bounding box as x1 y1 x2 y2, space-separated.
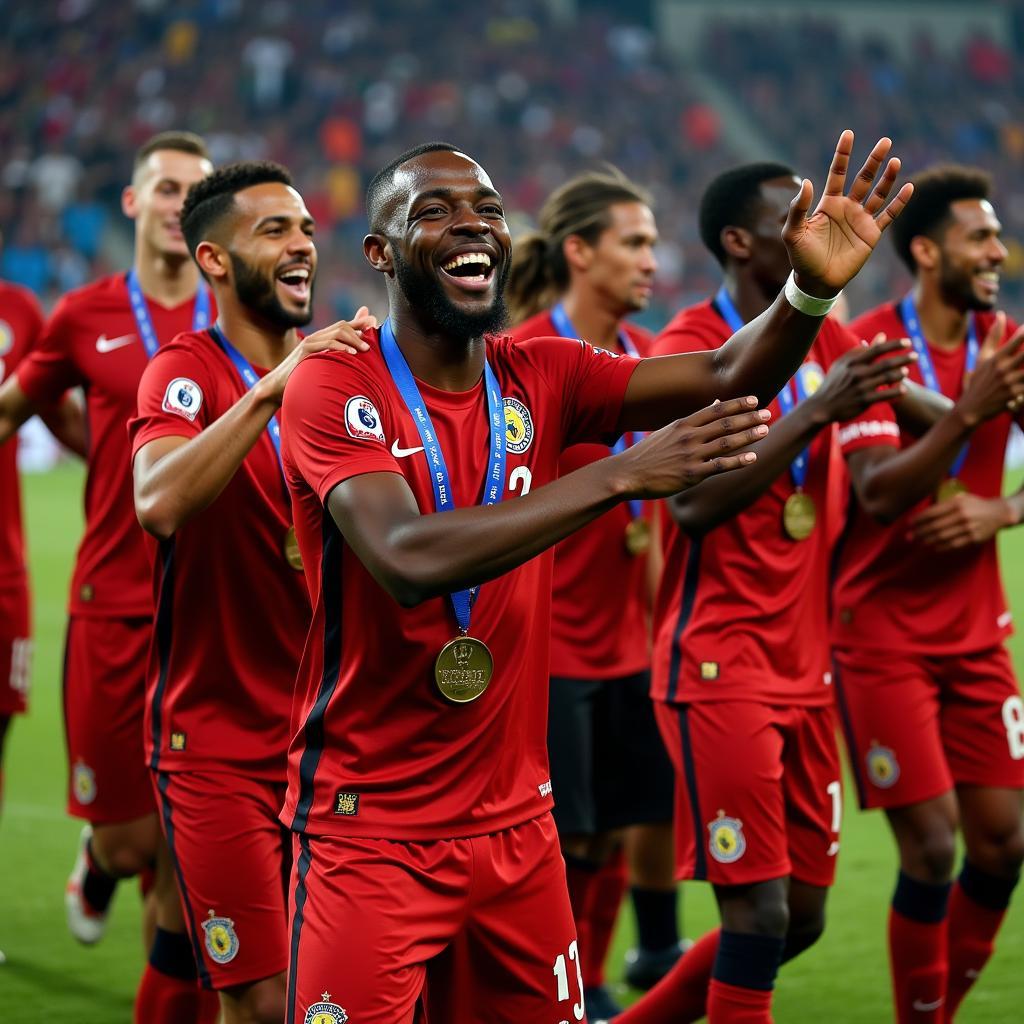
283 526 304 571
624 518 651 557
936 478 968 503
783 492 816 541
434 635 494 704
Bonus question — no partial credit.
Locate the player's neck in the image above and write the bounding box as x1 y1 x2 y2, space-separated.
559 289 624 351
387 309 486 392
723 271 774 324
215 298 298 369
132 246 199 308
911 279 970 351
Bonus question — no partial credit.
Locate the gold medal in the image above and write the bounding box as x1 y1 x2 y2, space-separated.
283 526 303 571
936 478 968 503
624 518 651 556
783 492 816 541
434 635 493 704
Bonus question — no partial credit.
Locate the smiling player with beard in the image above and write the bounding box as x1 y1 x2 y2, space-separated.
278 132 911 1023
128 161 371 1024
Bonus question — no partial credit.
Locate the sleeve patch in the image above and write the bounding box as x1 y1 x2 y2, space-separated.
838 420 899 447
345 395 386 443
161 378 204 421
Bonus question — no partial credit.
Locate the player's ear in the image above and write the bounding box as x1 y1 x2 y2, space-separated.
910 235 939 272
122 185 139 221
721 225 753 262
562 234 594 273
364 234 394 277
195 241 228 282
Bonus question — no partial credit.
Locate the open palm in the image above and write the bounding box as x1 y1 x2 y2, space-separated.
783 131 914 294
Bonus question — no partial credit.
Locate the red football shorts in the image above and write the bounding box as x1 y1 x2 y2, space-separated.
155 769 290 990
0 588 30 716
655 700 842 888
286 813 583 1024
63 614 155 822
833 645 1024 810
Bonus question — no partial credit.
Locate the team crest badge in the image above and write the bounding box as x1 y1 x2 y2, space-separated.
866 743 900 789
0 319 12 356
202 910 239 964
305 994 348 1024
503 398 533 454
708 811 746 864
798 361 825 396
162 377 203 422
345 395 385 443
72 760 97 805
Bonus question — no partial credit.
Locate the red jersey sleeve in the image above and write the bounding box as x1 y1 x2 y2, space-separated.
128 340 219 456
15 294 82 403
281 351 400 504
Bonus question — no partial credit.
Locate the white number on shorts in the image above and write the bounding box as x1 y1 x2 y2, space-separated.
9 638 31 696
552 939 585 1022
509 466 532 497
827 779 842 834
1001 696 1024 760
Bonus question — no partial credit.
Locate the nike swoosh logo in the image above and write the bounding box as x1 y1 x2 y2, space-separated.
391 440 425 458
912 998 943 1012
95 333 137 353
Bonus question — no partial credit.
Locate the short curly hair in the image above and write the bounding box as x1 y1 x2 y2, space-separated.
180 161 293 258
890 165 993 272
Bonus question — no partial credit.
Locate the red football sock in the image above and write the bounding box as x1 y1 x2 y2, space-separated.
615 928 719 1023
584 850 627 987
706 978 774 1023
889 909 948 1022
134 963 219 1024
944 861 1018 1021
564 853 601 976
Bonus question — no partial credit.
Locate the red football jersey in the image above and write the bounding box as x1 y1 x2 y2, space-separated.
650 298 896 706
16 274 215 618
280 329 639 840
509 310 652 679
0 282 44 597
832 303 1019 655
128 330 310 778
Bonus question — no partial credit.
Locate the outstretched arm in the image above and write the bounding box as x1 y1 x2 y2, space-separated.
618 131 914 431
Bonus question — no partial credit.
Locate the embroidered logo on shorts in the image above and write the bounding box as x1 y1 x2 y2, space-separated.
334 791 359 816
700 661 719 681
708 811 746 864
305 994 349 1024
503 398 534 454
170 732 187 751
866 743 900 789
345 395 385 443
202 910 239 964
72 760 97 805
162 377 203 421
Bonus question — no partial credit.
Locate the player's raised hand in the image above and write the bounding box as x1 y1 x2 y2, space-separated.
956 315 1024 424
783 131 914 295
807 336 916 423
613 396 770 498
257 307 375 407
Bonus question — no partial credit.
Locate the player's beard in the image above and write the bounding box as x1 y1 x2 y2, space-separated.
937 254 996 312
230 252 315 329
392 247 509 342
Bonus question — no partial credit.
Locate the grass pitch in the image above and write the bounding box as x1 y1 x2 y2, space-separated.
1 462 1022 1021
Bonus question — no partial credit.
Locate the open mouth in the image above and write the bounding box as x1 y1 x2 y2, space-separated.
277 265 311 303
975 269 999 295
439 252 495 293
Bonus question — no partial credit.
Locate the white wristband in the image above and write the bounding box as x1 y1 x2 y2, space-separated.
784 271 841 317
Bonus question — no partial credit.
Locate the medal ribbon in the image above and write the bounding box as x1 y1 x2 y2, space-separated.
127 270 211 359
714 284 810 490
549 301 644 520
898 294 977 477
379 319 506 636
208 325 286 488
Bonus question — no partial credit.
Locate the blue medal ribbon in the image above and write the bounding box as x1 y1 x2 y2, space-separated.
208 324 285 485
713 284 810 490
898 294 977 477
549 301 644 520
379 319 506 636
127 270 211 359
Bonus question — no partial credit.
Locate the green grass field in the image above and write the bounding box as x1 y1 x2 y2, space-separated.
2 462 1022 1021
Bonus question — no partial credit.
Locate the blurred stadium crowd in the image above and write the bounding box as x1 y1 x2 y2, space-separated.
2 0 1023 327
